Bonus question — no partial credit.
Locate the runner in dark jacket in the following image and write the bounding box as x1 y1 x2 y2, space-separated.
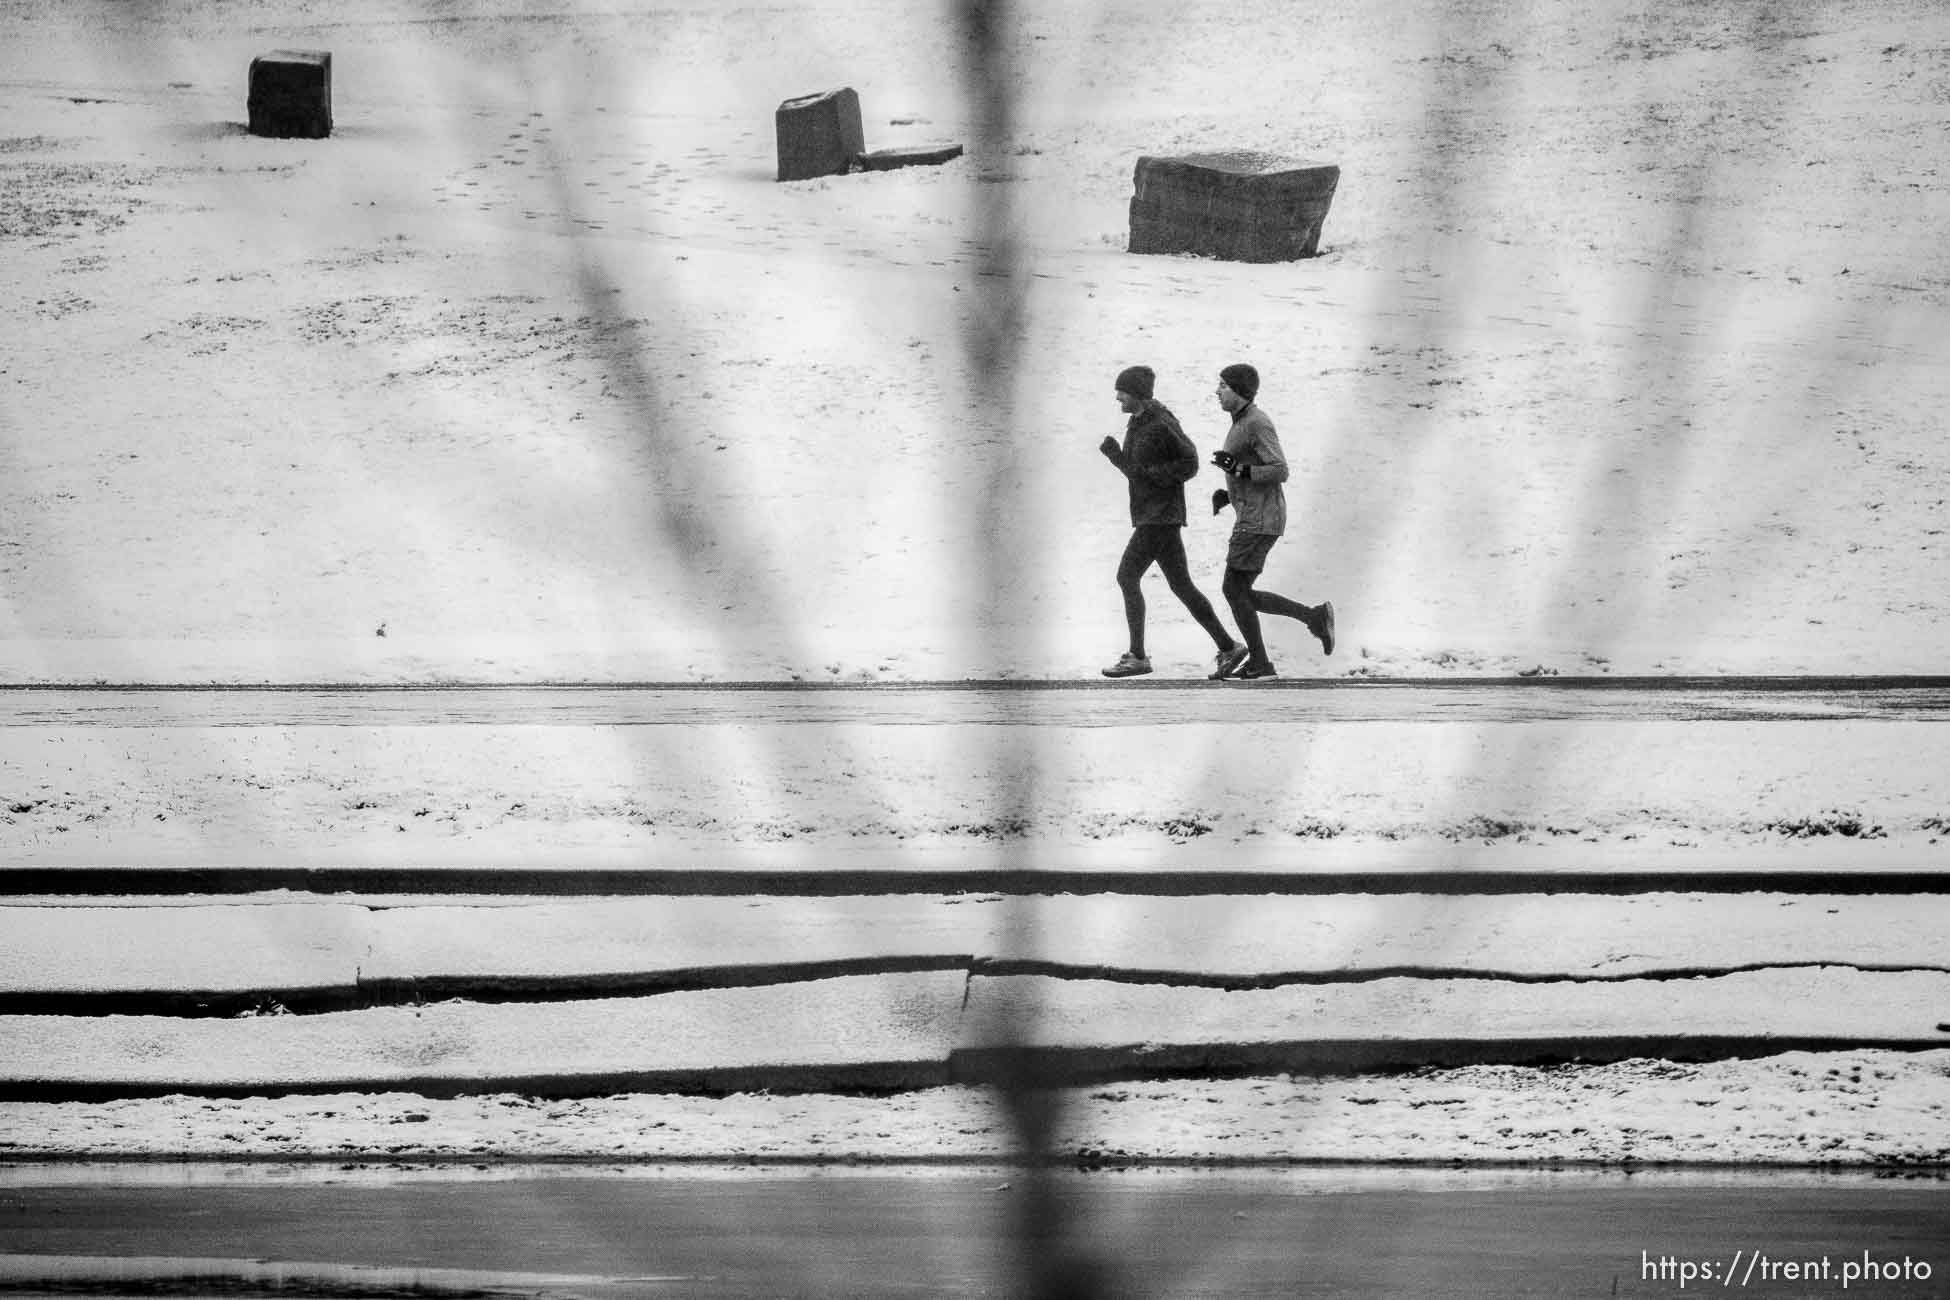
1098 365 1244 679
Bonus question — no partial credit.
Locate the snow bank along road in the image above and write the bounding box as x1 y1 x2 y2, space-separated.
0 681 1946 1161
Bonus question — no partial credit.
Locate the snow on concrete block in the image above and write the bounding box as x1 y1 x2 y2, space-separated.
1128 151 1340 262
775 87 865 182
248 49 333 140
855 143 965 173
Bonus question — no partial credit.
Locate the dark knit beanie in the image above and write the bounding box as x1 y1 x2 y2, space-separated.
1114 365 1155 400
1219 363 1260 403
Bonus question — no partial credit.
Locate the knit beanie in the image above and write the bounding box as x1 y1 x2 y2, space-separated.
1114 365 1155 400
1219 363 1260 403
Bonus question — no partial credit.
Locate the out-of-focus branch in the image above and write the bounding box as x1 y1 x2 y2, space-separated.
953 1 1109 1296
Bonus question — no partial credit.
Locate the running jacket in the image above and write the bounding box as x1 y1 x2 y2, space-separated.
1102 399 1199 527
1218 403 1289 536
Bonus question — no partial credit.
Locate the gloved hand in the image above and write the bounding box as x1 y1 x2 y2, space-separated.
1211 488 1231 515
1099 435 1121 457
1211 449 1243 476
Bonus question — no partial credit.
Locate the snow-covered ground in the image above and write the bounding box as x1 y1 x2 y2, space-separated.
4 0 1949 1168
9 1051 1948 1166
4 715 1948 864
3 0 1948 682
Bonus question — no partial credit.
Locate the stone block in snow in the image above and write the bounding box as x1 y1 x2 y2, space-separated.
248 50 333 140
1128 151 1339 262
775 87 864 181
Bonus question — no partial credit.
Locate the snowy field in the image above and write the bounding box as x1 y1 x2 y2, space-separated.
3 0 1949 1172
3 0 1948 682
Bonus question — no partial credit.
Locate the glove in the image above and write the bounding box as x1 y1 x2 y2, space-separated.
1211 449 1242 476
1099 435 1121 457
1211 488 1230 515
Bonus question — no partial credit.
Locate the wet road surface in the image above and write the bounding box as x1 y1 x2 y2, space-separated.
1 1165 1944 1298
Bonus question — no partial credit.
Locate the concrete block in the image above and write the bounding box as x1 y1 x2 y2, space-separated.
775 87 864 181
248 49 333 140
855 143 964 172
1129 151 1340 262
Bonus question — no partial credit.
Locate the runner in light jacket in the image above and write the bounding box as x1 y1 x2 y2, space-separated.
1209 362 1334 680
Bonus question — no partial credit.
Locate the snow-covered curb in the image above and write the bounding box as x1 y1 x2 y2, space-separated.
4 1050 1945 1166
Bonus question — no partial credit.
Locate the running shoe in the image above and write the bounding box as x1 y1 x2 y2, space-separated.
1209 644 1250 680
1313 601 1336 656
1101 652 1153 679
1230 660 1279 681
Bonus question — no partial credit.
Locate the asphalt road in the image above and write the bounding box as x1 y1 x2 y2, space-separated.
1 1168 1944 1298
3 678 1949 728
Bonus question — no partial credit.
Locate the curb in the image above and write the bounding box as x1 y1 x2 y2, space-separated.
5 866 1947 897
6 1037 1948 1103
